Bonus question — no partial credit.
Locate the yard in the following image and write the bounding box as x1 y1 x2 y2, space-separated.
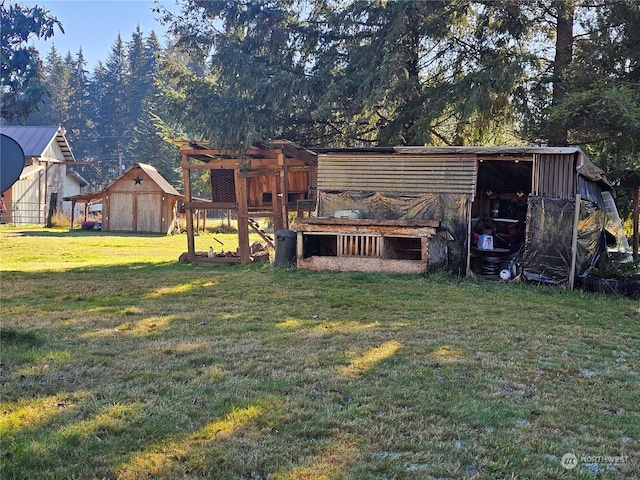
1 226 638 479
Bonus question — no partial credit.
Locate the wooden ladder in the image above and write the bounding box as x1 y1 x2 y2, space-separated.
248 218 275 249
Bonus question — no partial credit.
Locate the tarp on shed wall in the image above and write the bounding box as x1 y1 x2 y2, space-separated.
317 191 472 275
523 196 606 284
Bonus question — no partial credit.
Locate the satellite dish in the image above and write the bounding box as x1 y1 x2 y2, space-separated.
1 134 26 194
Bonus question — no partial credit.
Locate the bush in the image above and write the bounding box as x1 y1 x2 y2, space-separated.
48 212 71 229
206 223 238 234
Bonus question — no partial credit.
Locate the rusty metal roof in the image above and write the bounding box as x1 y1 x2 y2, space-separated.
0 126 75 162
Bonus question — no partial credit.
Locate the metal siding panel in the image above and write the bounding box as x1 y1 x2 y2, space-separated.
533 154 576 199
318 155 477 194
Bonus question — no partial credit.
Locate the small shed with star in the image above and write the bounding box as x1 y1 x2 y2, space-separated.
64 163 183 234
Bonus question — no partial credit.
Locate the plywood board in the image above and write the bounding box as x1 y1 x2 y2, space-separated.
109 193 134 231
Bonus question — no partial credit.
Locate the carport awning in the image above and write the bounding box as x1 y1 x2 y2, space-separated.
63 191 104 203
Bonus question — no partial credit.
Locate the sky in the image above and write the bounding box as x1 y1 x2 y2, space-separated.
23 0 177 70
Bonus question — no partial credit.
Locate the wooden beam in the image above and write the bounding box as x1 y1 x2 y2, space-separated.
183 159 288 171
182 148 280 158
238 168 283 178
182 152 195 257
278 150 288 229
235 169 251 264
69 200 76 230
569 194 581 290
184 201 237 210
477 156 533 162
271 171 283 233
183 160 242 170
54 161 99 165
633 185 639 259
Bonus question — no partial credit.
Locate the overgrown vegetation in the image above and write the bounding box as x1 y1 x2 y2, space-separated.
1 226 638 479
592 258 640 281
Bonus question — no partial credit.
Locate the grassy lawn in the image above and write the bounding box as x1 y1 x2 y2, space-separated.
1 225 638 479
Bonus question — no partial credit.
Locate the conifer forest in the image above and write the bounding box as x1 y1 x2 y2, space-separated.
3 1 639 215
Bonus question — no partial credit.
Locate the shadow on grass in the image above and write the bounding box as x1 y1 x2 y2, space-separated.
0 327 43 347
15 230 170 238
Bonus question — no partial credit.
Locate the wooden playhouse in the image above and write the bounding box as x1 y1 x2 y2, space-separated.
177 140 318 265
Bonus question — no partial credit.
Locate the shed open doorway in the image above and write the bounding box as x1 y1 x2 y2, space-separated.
470 158 533 278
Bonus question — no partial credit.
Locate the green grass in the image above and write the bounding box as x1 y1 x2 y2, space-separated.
1 225 638 479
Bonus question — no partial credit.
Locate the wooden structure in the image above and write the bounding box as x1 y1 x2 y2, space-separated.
294 218 447 274
307 146 619 285
620 170 640 259
0 126 88 224
178 140 317 264
64 163 183 234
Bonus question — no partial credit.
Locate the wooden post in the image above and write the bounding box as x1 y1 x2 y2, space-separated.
235 168 251 264
272 171 283 233
569 193 581 290
308 164 317 203
182 152 195 257
277 150 288 229
634 185 639 260
69 200 76 230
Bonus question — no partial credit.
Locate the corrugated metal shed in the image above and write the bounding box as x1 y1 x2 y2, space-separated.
531 154 576 199
314 146 610 190
0 126 75 162
317 154 478 194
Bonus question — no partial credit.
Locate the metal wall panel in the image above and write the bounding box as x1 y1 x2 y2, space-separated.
317 154 478 194
532 154 575 199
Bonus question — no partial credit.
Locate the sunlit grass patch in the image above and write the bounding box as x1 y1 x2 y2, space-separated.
147 280 217 298
115 404 264 479
1 226 638 479
340 340 401 377
0 394 80 434
429 344 466 363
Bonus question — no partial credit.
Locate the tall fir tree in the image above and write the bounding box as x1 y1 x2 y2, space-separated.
93 34 131 184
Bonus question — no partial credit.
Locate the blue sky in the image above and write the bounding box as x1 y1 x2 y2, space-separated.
23 0 176 70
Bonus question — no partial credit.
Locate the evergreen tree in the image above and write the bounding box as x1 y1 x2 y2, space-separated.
94 34 131 184
157 0 324 150
66 49 97 183
1 3 63 123
127 28 163 162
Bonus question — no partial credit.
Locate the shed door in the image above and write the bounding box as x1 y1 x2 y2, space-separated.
110 193 134 231
137 193 162 232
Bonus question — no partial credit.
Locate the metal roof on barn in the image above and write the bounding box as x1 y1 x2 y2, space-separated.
0 126 75 162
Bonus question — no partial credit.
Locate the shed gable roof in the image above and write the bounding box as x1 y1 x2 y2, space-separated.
108 163 182 197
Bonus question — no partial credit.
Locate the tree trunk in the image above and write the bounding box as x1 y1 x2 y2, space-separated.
549 0 575 146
